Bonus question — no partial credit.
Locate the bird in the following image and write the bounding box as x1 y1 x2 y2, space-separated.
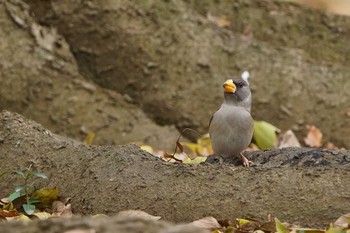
209 71 254 166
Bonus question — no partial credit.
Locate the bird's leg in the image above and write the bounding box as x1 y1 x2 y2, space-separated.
240 153 253 167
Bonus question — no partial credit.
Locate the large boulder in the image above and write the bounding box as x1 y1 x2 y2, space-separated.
25 0 350 147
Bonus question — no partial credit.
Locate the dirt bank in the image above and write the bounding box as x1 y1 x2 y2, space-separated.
0 110 349 228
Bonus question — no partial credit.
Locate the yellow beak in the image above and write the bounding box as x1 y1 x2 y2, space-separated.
223 79 236 93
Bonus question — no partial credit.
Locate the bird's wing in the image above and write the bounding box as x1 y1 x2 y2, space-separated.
208 114 214 128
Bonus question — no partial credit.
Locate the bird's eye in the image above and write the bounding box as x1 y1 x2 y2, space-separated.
237 82 244 88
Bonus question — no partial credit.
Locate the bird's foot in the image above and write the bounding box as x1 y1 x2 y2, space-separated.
206 155 224 165
240 153 253 167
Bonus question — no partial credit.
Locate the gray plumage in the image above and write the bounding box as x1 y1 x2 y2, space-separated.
209 78 254 162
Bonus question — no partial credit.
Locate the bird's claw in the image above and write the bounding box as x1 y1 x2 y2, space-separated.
240 153 253 167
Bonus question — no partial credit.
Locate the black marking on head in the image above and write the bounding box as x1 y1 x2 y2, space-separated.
233 80 247 89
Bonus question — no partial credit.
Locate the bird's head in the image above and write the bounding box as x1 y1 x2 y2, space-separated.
222 73 252 112
223 78 251 101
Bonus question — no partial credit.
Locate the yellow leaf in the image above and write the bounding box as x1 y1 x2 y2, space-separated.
182 133 213 157
253 121 278 149
31 187 58 207
17 214 31 222
275 218 290 233
140 145 154 154
326 224 347 233
84 132 95 145
212 230 224 233
237 218 251 227
182 142 198 154
197 133 213 155
183 156 207 164
197 134 212 147
33 212 51 220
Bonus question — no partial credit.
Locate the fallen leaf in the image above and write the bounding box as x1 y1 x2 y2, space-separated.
116 210 161 221
84 132 95 145
32 212 51 220
140 145 154 154
52 200 73 217
197 133 213 155
236 218 251 227
237 219 260 232
207 13 231 28
304 125 322 147
325 224 345 233
253 121 279 149
259 221 276 232
174 152 188 161
324 142 337 149
333 213 350 228
245 143 259 152
31 187 58 208
17 214 31 222
279 130 301 148
188 216 222 230
0 209 19 218
176 141 184 153
275 218 290 233
183 156 207 164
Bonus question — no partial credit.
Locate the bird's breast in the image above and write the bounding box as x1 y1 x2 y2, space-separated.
209 105 253 157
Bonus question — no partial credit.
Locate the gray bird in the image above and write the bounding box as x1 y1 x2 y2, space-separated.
209 73 254 166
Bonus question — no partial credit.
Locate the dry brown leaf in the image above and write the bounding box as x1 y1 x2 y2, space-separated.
0 209 19 218
245 143 259 152
116 210 161 221
325 142 337 149
188 216 222 230
334 213 350 228
216 16 231 28
52 200 73 217
303 125 323 147
279 130 301 148
32 212 51 220
207 13 231 28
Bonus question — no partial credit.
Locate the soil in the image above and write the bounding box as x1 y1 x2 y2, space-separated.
0 110 349 229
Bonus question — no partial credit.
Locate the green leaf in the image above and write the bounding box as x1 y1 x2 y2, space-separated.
0 171 7 179
15 186 25 192
8 191 21 202
28 198 41 204
253 121 278 149
14 169 25 178
32 172 48 179
275 218 290 233
23 204 35 215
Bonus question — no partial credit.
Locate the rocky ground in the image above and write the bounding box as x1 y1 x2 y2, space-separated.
0 110 349 229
